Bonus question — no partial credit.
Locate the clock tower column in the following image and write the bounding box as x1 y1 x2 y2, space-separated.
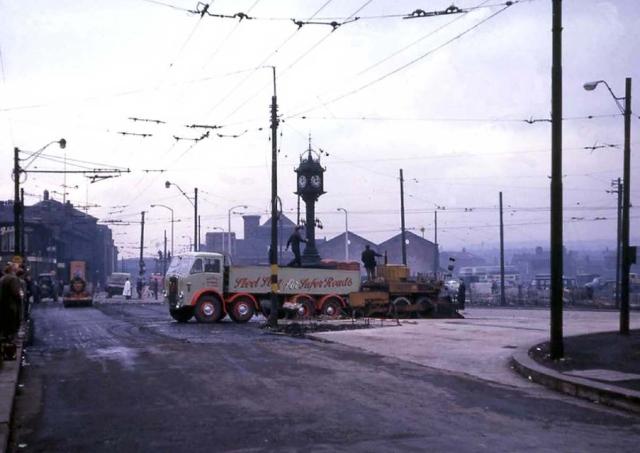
295 146 326 267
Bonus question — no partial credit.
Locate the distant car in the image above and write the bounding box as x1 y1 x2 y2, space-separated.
37 273 58 302
106 272 131 298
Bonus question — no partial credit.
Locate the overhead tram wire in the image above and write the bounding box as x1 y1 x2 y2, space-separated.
218 0 374 124
200 0 263 71
287 2 518 120
202 0 336 118
358 0 491 76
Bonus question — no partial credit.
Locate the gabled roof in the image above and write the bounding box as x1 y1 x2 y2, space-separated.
321 231 377 248
261 214 297 228
379 230 436 248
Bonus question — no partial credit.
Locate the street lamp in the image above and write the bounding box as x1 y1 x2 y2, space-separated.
208 226 225 253
150 204 175 257
165 181 198 252
227 205 248 258
337 208 349 261
13 138 66 256
584 77 632 334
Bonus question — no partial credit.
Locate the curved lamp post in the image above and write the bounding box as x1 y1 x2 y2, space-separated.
13 138 66 256
165 181 198 252
584 77 632 334
337 207 349 261
150 204 175 257
227 205 248 258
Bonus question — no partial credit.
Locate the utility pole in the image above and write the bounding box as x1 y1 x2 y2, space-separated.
198 214 201 253
20 188 25 257
550 0 564 359
13 147 21 257
139 211 145 279
268 66 280 328
163 229 168 277
194 188 198 252
620 77 632 335
499 192 506 306
400 169 407 265
434 210 439 275
609 178 623 309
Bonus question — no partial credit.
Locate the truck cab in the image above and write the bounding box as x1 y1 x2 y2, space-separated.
165 252 226 322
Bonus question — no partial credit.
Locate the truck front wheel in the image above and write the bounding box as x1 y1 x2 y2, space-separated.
229 297 256 323
170 307 194 323
195 295 224 323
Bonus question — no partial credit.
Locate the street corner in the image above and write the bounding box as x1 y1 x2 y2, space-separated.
512 331 640 414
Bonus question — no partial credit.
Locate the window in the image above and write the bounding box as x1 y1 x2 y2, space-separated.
190 258 203 274
204 258 220 273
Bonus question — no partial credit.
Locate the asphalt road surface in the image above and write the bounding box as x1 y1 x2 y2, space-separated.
11 301 640 452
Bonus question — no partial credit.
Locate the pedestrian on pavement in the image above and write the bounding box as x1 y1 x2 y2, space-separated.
151 278 158 300
286 226 307 267
458 280 466 310
0 263 23 342
136 278 143 299
123 277 132 300
361 245 383 281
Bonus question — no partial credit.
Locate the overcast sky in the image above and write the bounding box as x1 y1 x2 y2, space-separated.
1 0 638 258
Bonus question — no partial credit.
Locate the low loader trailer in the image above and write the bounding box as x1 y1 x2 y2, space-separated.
165 252 457 323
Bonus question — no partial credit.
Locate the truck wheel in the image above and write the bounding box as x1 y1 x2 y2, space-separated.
295 296 315 320
195 295 223 323
321 298 343 319
170 307 194 323
415 297 434 318
229 297 255 323
390 296 411 317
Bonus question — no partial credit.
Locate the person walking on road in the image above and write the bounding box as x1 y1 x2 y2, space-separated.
361 245 383 281
123 277 132 300
286 226 307 267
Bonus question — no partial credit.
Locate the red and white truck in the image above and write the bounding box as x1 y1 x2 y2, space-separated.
164 252 452 323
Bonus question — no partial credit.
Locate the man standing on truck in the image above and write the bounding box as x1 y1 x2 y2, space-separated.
361 245 383 281
286 226 307 267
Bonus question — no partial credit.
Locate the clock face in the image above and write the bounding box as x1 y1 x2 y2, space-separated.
310 174 321 188
298 175 307 189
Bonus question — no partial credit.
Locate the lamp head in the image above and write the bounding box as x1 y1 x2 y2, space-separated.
150 204 156 208
165 181 171 189
583 81 601 91
58 138 67 149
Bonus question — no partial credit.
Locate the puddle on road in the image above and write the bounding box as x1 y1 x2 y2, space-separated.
86 346 139 369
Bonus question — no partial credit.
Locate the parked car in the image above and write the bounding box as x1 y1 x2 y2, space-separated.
37 273 58 302
106 272 131 298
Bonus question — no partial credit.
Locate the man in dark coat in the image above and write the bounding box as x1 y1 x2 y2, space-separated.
361 245 382 281
0 263 23 340
286 226 307 267
457 280 466 310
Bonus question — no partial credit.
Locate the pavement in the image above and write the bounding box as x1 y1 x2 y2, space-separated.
1 305 638 452
307 307 640 412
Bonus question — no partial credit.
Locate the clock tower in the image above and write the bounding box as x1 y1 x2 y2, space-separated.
295 143 325 266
